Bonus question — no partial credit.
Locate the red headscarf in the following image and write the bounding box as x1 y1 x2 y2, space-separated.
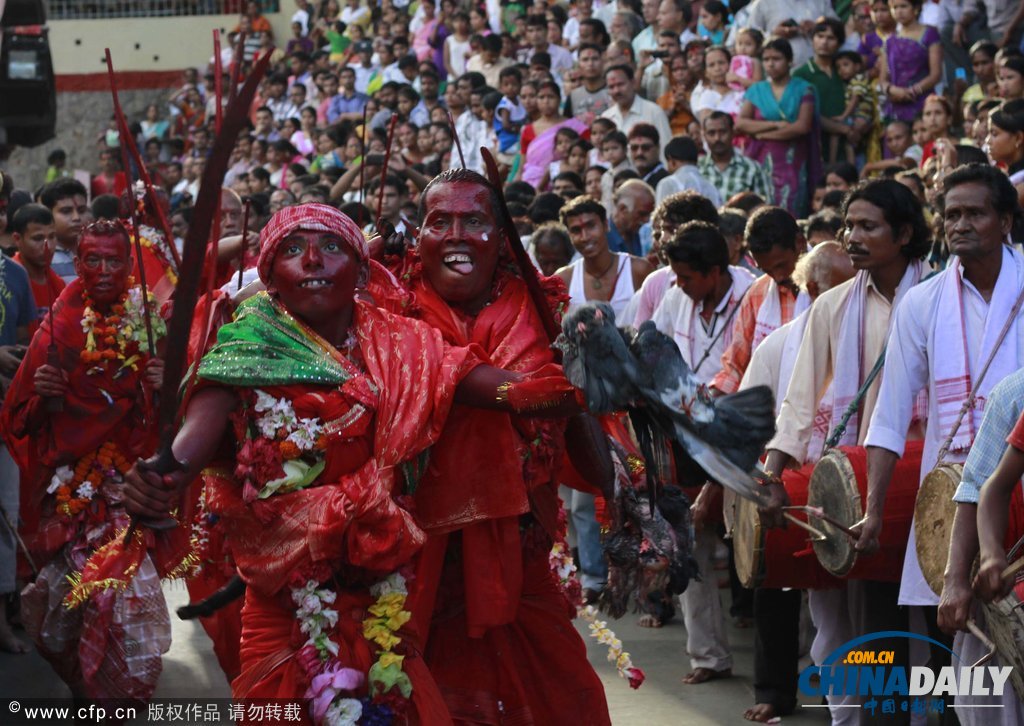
257 203 367 284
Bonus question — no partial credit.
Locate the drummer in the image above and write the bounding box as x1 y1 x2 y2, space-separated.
946 366 1024 721
737 241 853 724
760 179 930 725
858 164 1024 712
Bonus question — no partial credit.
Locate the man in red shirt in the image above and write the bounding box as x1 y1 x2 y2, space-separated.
10 204 65 338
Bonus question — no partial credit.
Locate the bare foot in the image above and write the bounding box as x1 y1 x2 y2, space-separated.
636 614 662 628
682 667 732 684
0 622 28 654
743 703 778 722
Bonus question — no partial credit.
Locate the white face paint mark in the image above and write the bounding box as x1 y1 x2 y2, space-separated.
482 232 489 241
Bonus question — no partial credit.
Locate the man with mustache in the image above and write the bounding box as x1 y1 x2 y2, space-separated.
758 179 931 725
861 164 1024 722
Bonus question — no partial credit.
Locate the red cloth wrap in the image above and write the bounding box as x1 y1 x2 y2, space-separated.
204 302 481 715
399 269 567 637
0 279 168 565
234 585 450 726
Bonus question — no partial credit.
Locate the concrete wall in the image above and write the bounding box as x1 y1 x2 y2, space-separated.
4 87 170 194
2 11 293 192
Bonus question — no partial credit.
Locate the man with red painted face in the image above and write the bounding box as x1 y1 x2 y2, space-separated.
375 169 612 724
0 219 175 702
119 203 585 721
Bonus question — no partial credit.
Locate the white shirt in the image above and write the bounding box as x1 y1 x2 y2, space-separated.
655 165 723 206
652 267 755 385
600 96 673 161
865 246 1024 606
292 7 310 35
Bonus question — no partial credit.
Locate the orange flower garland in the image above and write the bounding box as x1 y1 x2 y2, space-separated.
79 282 165 376
49 441 131 518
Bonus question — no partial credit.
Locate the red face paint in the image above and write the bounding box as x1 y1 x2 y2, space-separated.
418 181 503 315
269 230 360 328
75 233 131 308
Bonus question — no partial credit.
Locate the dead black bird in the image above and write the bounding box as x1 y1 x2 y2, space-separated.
556 304 775 505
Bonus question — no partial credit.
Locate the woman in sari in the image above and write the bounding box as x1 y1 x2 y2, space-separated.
518 81 588 188
736 38 819 218
124 205 581 725
878 0 940 123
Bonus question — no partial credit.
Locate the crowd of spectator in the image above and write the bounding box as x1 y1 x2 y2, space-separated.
22 0 1024 263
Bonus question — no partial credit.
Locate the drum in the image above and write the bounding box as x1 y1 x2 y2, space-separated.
807 441 924 580
981 578 1024 702
733 461 838 590
915 468 1024 597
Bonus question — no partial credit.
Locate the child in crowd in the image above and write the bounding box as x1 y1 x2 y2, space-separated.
728 27 763 92
588 117 615 167
495 67 527 164
566 139 592 177
912 117 930 149
310 129 345 172
542 126 582 190
480 91 502 161
599 130 633 207
585 165 606 201
45 149 70 183
860 119 923 176
286 21 315 56
833 50 877 164
698 1 729 45
963 41 999 104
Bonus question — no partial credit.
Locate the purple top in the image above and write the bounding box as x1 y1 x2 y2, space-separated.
857 32 885 70
883 25 940 122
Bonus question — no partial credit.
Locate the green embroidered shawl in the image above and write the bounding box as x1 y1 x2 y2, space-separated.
198 292 352 387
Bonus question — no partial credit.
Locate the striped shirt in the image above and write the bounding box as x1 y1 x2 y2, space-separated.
698 150 774 206
954 368 1024 504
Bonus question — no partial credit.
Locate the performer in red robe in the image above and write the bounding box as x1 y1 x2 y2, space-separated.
0 219 182 700
123 204 582 725
378 169 611 725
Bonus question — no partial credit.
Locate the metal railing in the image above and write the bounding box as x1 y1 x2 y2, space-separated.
45 0 280 20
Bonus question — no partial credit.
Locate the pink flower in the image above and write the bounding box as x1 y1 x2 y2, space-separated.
625 666 645 689
306 663 365 722
295 644 321 677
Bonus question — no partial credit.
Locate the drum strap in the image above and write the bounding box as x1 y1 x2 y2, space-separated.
824 345 887 451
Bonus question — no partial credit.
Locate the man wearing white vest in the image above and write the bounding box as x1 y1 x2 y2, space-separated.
858 164 1024 719
760 180 931 725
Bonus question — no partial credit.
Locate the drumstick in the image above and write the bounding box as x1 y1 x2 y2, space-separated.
966 620 997 667
783 512 828 541
786 505 858 540
1001 557 1024 581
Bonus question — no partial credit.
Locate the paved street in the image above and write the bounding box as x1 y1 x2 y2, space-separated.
0 581 831 724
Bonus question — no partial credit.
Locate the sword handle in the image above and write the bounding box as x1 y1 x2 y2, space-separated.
124 453 187 540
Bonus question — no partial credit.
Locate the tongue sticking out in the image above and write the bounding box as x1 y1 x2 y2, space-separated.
449 261 474 275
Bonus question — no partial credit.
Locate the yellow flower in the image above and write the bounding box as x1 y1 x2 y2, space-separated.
368 595 405 619
378 652 405 669
385 610 411 631
362 620 401 650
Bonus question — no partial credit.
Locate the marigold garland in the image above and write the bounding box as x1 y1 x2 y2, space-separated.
80 282 166 376
48 441 131 518
292 571 413 725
